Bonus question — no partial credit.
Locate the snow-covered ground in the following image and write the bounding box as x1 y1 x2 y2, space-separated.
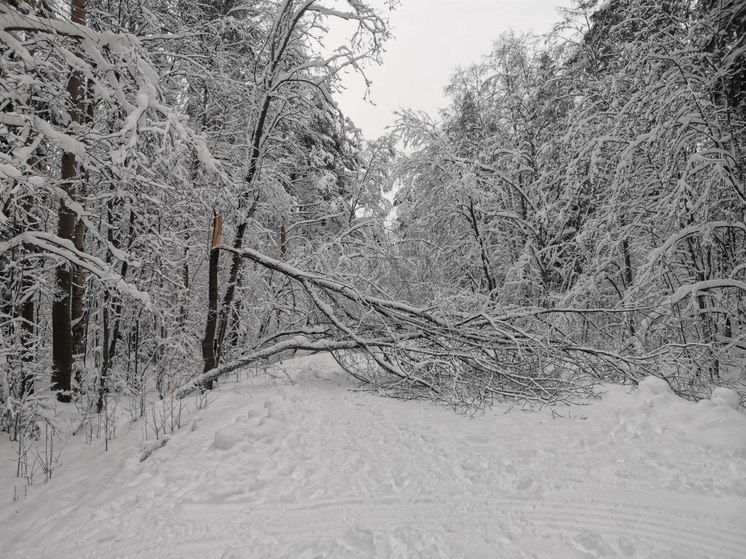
1 355 745 558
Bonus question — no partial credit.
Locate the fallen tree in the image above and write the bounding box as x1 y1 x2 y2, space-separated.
176 245 656 406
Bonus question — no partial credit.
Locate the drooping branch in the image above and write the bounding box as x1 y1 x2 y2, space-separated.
0 231 150 306
179 244 642 405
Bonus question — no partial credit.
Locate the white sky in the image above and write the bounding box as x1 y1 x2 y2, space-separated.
329 0 571 138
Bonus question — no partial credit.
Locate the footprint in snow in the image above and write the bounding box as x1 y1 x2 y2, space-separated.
213 408 286 451
571 530 615 558
514 475 532 490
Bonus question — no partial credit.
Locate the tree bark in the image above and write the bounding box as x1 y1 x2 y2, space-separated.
52 0 87 402
280 222 288 257
201 214 223 389
97 205 134 412
19 186 37 397
52 154 77 402
213 98 269 367
466 197 496 297
16 0 41 397
621 236 636 336
72 30 94 362
71 176 87 357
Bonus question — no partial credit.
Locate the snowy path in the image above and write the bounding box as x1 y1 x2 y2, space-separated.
1 355 745 558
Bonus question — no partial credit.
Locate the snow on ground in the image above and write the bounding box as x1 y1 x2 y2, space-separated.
1 355 745 558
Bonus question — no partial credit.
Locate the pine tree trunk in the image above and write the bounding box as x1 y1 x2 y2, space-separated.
52 0 88 402
72 36 94 363
52 154 77 402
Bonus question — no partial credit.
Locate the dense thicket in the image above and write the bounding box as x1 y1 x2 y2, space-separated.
1 0 392 431
395 0 745 397
1 0 744 437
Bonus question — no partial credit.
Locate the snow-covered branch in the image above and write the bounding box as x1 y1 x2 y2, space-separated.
0 232 150 306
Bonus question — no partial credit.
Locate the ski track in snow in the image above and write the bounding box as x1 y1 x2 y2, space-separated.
1 355 745 558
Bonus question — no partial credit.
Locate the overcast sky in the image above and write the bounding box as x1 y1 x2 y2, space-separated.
329 0 571 138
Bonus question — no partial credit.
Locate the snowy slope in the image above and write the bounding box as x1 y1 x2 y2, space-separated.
1 355 745 558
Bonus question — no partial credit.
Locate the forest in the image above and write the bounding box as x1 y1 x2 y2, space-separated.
1 0 744 440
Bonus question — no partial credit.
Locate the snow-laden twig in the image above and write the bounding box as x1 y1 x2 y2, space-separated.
0 232 150 306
